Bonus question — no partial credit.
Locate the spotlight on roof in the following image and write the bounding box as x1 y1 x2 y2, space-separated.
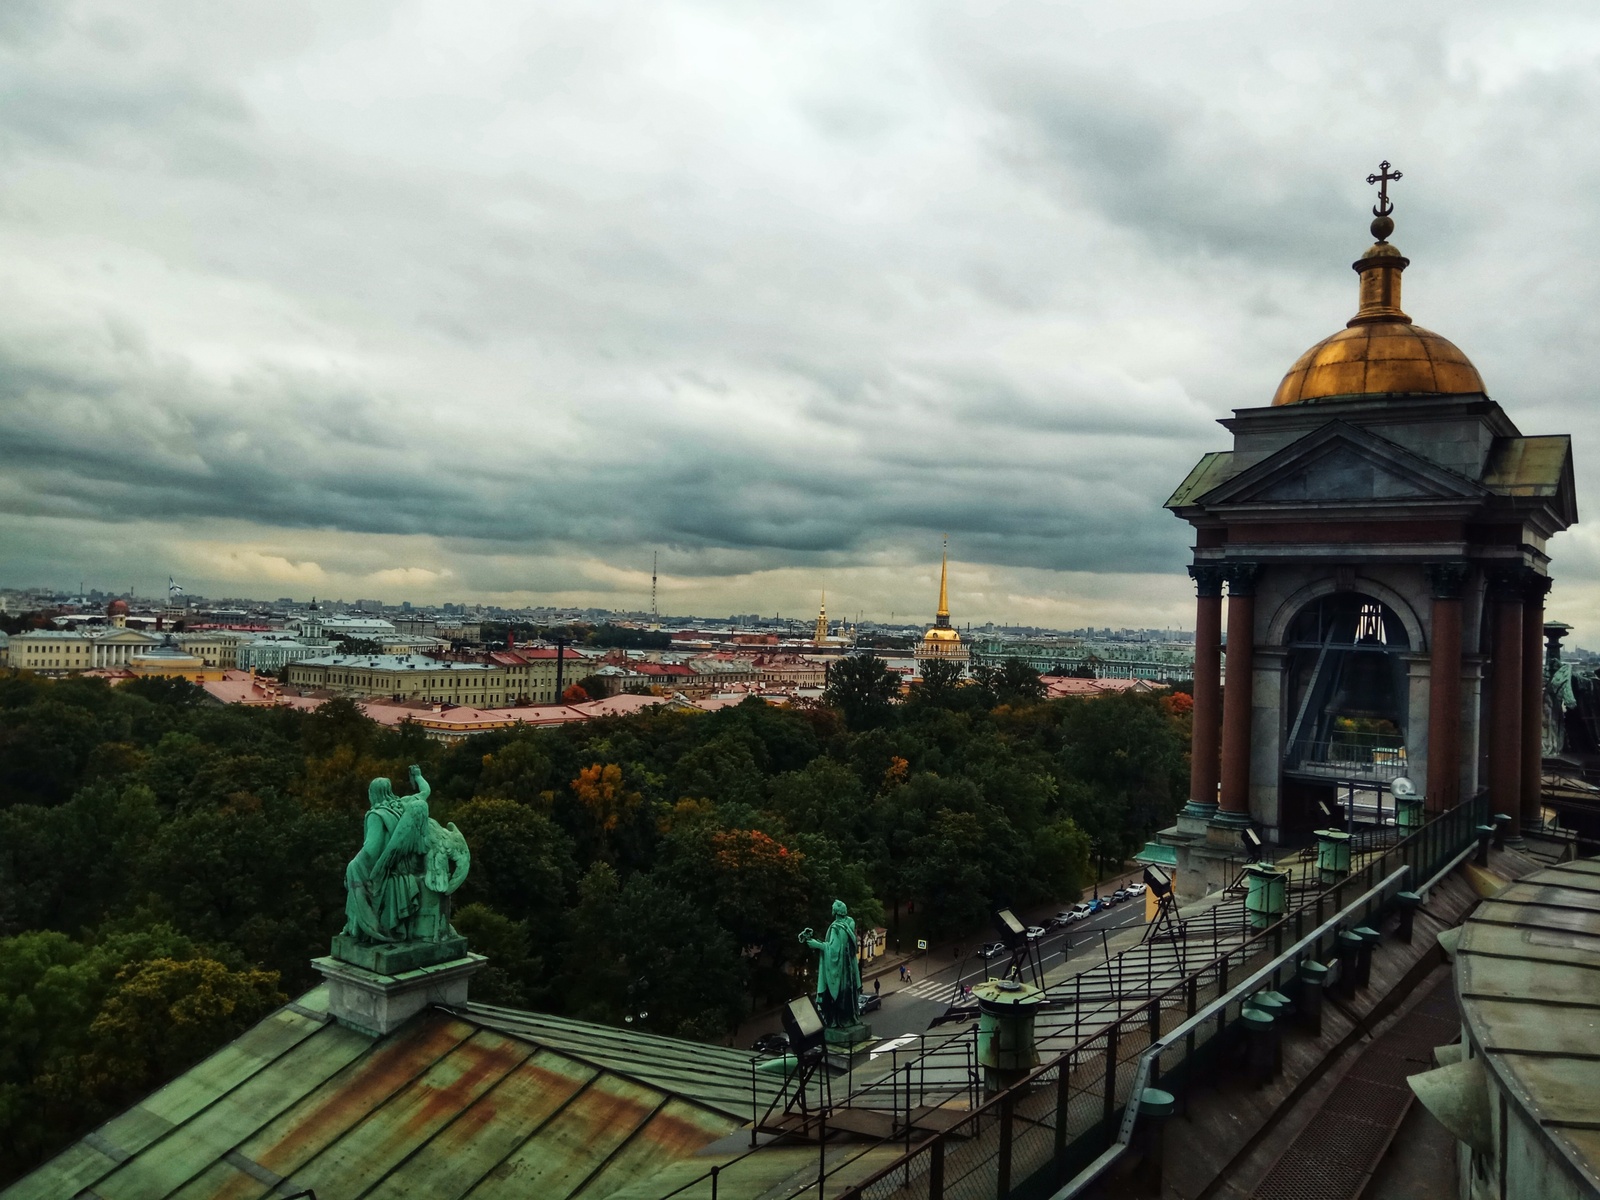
993 907 1028 949
1242 827 1265 861
1143 866 1172 898
780 994 826 1057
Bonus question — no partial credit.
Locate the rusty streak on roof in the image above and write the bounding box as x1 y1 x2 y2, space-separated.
3 986 783 1200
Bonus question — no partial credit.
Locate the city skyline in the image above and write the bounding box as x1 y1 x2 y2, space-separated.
4 5 1600 639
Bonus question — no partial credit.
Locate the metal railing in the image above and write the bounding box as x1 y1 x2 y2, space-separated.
834 791 1489 1200
1293 731 1408 782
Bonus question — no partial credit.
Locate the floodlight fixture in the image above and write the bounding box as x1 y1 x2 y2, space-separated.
993 907 1027 949
1390 776 1417 800
1241 827 1265 860
1144 865 1172 898
780 994 826 1056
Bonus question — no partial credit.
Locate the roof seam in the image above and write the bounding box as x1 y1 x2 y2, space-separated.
567 1095 673 1199
347 1035 537 1200
252 1020 479 1189
68 1008 325 1197
457 1066 605 1200
1457 948 1600 971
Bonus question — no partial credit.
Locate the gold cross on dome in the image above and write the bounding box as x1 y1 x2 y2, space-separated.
1366 160 1402 217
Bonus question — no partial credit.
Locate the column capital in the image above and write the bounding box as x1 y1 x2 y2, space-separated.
1224 561 1261 598
1487 565 1530 603
1522 573 1553 603
1187 561 1226 598
1423 561 1470 600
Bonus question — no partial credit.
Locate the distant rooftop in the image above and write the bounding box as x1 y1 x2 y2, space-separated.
296 654 490 672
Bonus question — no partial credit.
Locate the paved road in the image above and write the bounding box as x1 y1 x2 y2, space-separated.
864 899 1150 1040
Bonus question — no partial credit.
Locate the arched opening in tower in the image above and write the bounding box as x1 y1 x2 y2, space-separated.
1281 594 1412 833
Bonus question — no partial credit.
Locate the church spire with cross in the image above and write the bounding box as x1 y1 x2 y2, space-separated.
814 592 829 643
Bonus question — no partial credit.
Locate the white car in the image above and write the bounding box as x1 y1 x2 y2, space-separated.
1069 903 1093 922
1025 925 1046 940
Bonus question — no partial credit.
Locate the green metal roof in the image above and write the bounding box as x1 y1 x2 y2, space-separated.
1135 842 1178 867
464 1001 777 1122
3 987 783 1200
1164 451 1234 509
1480 435 1572 495
1456 855 1600 1190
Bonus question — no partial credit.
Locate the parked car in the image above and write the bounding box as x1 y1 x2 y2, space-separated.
859 992 882 1015
751 1032 791 1057
979 940 1007 960
1087 897 1106 914
1118 883 1146 902
1069 903 1093 922
1025 925 1046 940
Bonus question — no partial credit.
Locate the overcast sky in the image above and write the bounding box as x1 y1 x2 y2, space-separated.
4 1 1600 634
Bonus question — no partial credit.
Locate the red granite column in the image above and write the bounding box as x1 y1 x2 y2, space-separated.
1521 575 1551 833
1185 562 1226 818
1216 563 1259 827
1488 568 1525 838
1424 563 1468 814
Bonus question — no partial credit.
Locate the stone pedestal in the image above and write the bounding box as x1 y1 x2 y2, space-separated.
330 934 468 974
824 1021 873 1061
312 951 486 1037
1174 804 1217 838
825 1021 871 1045
1173 840 1238 898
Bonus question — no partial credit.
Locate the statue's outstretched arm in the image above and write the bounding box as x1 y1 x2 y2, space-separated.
409 764 431 803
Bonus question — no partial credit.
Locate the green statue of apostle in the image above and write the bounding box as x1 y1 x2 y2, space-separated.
800 900 862 1028
343 765 470 945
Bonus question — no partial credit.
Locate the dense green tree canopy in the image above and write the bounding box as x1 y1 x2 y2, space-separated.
0 665 1188 1185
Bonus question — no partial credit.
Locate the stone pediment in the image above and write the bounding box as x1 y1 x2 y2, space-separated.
1194 421 1487 509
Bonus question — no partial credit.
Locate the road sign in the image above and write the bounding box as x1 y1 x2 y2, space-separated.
916 939 928 951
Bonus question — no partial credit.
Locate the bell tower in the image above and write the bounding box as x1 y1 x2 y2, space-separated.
1155 167 1577 894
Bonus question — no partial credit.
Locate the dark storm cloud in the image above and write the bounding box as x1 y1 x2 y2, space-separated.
3 0 1600 627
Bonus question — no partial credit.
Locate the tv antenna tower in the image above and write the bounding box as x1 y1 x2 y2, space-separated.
651 552 659 624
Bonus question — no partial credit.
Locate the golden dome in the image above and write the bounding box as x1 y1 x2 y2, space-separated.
1271 223 1485 406
1272 322 1484 406
923 626 962 644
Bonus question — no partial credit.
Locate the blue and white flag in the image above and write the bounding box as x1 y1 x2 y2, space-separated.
168 577 184 596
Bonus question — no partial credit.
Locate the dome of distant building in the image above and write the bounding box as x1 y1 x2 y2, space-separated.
107 599 129 615
1271 228 1485 406
923 626 961 645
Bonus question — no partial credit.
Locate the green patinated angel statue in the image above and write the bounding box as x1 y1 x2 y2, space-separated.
343 765 470 945
799 899 862 1028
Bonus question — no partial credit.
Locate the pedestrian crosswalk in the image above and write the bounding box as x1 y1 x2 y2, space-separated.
894 977 979 1005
